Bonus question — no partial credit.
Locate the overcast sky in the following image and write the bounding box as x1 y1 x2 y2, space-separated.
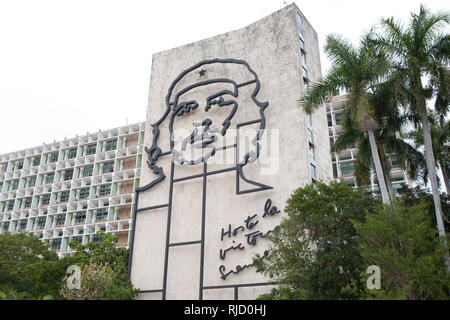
0 0 447 154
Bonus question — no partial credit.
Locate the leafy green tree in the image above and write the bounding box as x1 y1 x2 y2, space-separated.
0 232 69 299
396 186 450 233
301 33 392 205
0 232 55 286
253 182 376 300
0 231 138 300
351 201 450 300
68 231 129 275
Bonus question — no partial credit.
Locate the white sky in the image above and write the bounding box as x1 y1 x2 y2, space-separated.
0 0 448 155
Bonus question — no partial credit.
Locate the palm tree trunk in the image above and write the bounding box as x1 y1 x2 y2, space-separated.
367 129 391 205
419 107 449 271
440 163 450 195
384 170 395 199
379 147 395 199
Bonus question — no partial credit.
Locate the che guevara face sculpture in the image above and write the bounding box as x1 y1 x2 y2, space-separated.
138 58 270 192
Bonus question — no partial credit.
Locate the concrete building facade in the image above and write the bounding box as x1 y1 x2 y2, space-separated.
0 122 145 256
129 4 332 300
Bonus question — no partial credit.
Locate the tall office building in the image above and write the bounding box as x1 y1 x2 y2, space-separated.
326 94 412 193
0 122 145 256
129 3 332 300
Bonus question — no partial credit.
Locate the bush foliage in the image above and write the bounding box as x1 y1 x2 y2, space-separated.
255 182 450 300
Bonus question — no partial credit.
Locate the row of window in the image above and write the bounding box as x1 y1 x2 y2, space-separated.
1 208 111 231
2 140 118 173
297 12 317 182
1 161 116 192
332 158 403 180
1 184 112 212
50 232 105 250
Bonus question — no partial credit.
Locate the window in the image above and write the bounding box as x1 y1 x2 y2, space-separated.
335 112 344 125
0 182 3 191
68 148 77 159
99 184 111 197
305 114 312 128
332 163 339 179
309 145 315 161
86 144 96 155
75 211 86 223
96 208 108 221
296 12 304 40
302 66 308 79
301 52 307 69
80 187 90 200
391 176 405 183
82 165 94 177
60 191 70 203
106 140 117 151
17 162 24 169
340 162 355 176
41 194 51 206
306 128 313 145
2 222 9 231
7 200 14 211
28 176 36 187
339 153 352 161
310 164 317 180
390 156 401 169
46 173 55 184
23 197 32 209
18 219 27 230
37 217 46 228
71 236 83 244
103 161 114 174
93 234 104 243
51 238 62 250
55 214 65 226
33 157 40 166
11 179 19 190
327 114 333 127
64 169 73 181
49 152 58 163
105 140 117 151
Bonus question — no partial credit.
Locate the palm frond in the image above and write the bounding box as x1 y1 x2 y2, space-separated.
325 34 358 69
299 67 346 114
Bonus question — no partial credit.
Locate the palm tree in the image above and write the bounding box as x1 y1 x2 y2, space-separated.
371 5 449 249
301 33 392 205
